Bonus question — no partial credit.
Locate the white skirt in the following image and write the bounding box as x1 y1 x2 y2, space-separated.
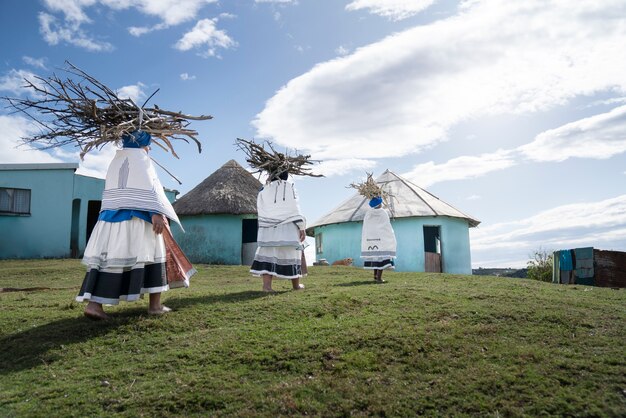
76 218 169 305
82 218 166 269
250 246 303 279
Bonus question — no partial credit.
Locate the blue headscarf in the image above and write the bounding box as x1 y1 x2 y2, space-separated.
122 130 152 148
369 196 383 208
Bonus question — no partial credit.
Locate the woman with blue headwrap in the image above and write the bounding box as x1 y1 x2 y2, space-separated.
76 131 193 320
361 196 396 282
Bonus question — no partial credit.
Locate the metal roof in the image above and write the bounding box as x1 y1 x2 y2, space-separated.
308 170 480 230
0 163 79 171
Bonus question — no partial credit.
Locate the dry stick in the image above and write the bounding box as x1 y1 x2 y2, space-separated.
150 157 182 185
236 137 323 179
0 60 212 159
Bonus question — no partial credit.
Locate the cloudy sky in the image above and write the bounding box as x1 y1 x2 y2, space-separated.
1 0 625 268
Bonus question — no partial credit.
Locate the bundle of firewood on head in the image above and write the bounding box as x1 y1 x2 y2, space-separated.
349 172 390 207
235 137 324 181
1 61 212 159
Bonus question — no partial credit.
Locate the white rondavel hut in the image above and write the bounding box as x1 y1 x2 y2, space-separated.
307 170 480 274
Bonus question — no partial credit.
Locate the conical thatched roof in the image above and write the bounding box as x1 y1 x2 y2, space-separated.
308 170 480 232
173 159 261 216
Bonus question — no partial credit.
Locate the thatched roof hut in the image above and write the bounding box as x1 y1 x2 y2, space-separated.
171 160 262 265
173 159 261 216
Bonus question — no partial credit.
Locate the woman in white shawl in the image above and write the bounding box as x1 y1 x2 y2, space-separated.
250 171 306 292
76 131 194 320
361 196 396 283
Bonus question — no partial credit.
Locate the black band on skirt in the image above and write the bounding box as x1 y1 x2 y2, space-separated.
251 260 302 278
77 262 167 303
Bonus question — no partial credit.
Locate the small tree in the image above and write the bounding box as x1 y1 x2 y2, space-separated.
527 248 553 282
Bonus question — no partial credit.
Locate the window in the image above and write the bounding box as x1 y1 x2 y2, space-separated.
315 233 323 254
0 188 31 215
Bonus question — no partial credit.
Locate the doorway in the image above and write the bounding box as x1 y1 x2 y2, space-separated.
86 200 101 244
423 225 442 273
241 218 258 266
70 199 81 258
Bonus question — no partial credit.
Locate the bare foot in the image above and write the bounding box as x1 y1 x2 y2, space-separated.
262 288 276 293
293 283 305 290
148 305 172 315
84 309 109 321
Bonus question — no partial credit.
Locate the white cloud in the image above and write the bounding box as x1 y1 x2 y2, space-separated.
254 1 626 164
42 0 96 24
346 0 436 20
519 105 626 162
22 56 47 70
585 97 626 108
119 0 217 26
402 150 517 187
180 73 196 81
315 158 377 177
0 69 39 96
74 146 115 178
471 194 626 267
175 18 237 58
335 45 350 56
38 0 217 49
0 113 115 178
0 115 64 164
38 12 113 51
128 22 168 37
254 0 297 3
115 82 147 103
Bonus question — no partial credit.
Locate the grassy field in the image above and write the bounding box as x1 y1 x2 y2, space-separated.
1 259 625 417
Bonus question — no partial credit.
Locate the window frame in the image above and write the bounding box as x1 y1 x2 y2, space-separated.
0 187 32 216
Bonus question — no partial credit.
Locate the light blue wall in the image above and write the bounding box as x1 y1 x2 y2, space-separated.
0 167 77 258
1 167 178 260
313 216 473 274
173 214 255 265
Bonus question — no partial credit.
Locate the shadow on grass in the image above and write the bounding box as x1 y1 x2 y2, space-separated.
0 291 270 375
0 315 134 375
335 280 380 287
167 290 279 309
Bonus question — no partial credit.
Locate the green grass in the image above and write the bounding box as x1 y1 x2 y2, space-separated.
1 259 625 417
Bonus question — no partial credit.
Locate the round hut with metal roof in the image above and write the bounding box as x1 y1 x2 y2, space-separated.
307 169 480 274
172 160 262 265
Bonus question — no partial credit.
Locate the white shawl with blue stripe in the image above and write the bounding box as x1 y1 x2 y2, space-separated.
100 149 182 228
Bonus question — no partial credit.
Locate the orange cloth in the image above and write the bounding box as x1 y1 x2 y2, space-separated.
163 225 195 288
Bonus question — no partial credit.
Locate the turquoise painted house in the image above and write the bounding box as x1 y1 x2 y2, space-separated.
172 160 262 265
307 170 480 274
0 163 177 259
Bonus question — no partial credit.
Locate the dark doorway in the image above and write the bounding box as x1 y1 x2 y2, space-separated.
241 218 258 266
423 225 442 273
86 200 102 243
242 218 258 243
70 199 81 258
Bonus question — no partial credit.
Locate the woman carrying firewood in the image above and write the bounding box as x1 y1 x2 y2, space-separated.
361 196 397 282
236 138 322 292
1 62 210 319
251 170 307 292
351 174 397 283
76 131 192 319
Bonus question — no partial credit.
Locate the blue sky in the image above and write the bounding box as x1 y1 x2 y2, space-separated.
1 0 626 268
